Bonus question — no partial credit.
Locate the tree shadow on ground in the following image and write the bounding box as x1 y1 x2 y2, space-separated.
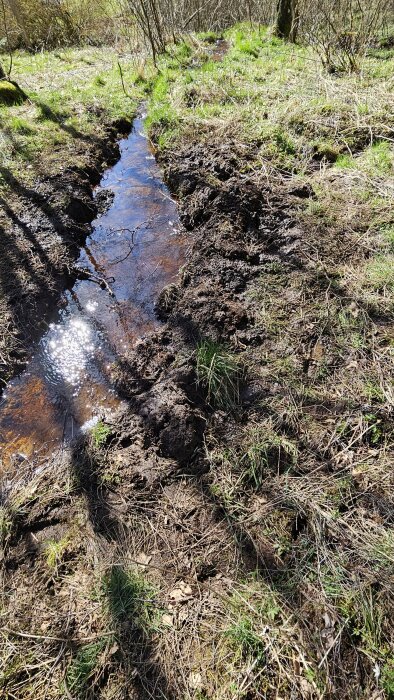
103 563 172 699
69 436 173 698
71 436 120 540
0 167 92 237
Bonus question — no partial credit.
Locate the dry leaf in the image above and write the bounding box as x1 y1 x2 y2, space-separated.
310 340 324 361
169 580 193 603
135 552 152 568
162 613 174 627
189 672 202 689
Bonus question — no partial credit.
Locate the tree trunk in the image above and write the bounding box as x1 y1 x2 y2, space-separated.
276 0 298 42
0 61 5 79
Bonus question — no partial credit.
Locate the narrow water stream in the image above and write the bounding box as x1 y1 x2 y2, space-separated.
0 113 186 472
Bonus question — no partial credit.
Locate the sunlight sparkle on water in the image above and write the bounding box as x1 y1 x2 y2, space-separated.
85 300 99 313
46 318 95 386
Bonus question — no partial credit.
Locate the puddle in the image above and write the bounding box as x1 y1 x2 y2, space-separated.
211 39 229 61
0 114 186 472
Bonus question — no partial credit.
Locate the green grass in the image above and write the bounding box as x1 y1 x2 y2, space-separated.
382 661 394 699
225 616 266 661
362 141 393 175
65 638 107 698
145 70 179 147
233 29 262 58
91 421 112 448
196 339 242 409
0 47 154 184
218 579 297 696
363 254 394 291
102 565 156 630
197 31 222 43
336 141 393 175
381 225 394 252
44 536 69 571
240 430 298 487
8 115 35 134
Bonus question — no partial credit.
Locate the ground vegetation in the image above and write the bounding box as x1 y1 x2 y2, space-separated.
0 12 394 700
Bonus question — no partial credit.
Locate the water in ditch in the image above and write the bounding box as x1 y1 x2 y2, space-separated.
0 113 186 472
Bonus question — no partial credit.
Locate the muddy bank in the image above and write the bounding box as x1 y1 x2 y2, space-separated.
108 143 305 459
0 117 132 385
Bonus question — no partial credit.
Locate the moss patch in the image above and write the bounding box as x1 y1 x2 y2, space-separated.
0 81 25 106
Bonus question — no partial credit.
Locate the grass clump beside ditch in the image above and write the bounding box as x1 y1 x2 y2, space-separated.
0 47 155 185
196 339 243 409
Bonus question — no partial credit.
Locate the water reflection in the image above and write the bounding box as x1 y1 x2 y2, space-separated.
45 318 95 387
0 115 186 471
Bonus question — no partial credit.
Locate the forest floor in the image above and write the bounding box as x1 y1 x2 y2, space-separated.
1 25 394 700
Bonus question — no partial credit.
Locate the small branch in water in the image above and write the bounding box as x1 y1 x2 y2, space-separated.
109 218 153 236
75 267 116 297
107 240 135 267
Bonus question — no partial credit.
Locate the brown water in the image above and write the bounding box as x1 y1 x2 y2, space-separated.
0 113 186 471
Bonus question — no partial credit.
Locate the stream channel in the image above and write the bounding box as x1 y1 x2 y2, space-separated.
0 112 186 472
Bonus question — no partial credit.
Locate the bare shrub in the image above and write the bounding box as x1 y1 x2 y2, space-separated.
120 0 393 68
300 0 393 72
0 0 126 50
1 0 392 70
122 0 275 61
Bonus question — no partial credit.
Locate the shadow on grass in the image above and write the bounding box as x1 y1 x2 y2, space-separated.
69 436 173 698
103 564 171 699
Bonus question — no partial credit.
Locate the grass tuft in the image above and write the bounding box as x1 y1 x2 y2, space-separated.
44 536 69 571
196 339 243 409
65 638 107 698
240 430 298 487
102 565 156 630
364 254 394 291
91 421 112 448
